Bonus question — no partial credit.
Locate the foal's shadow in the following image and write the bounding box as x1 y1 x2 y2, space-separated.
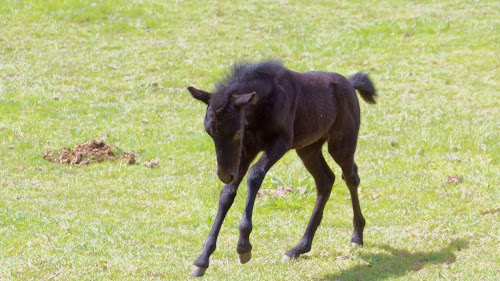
318 239 468 281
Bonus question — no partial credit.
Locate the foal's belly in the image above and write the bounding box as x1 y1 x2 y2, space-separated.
292 127 330 149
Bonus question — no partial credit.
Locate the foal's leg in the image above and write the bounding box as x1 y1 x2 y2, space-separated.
192 149 258 277
328 144 365 246
236 140 289 263
284 141 335 259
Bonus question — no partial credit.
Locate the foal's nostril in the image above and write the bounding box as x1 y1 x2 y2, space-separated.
229 174 234 183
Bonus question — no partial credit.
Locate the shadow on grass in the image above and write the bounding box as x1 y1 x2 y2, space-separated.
318 239 468 281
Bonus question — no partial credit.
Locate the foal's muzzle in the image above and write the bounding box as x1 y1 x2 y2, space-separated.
217 170 235 184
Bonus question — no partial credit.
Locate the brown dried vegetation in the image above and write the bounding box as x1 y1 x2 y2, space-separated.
257 186 308 198
258 186 293 198
445 175 464 184
144 158 159 168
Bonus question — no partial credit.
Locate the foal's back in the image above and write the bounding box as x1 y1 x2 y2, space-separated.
289 70 360 149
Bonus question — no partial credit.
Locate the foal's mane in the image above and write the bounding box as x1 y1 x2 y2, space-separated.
209 61 283 112
215 60 283 92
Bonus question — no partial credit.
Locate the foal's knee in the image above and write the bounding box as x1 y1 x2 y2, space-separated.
247 166 266 188
219 185 237 206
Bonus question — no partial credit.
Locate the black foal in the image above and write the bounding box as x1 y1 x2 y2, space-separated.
187 61 376 277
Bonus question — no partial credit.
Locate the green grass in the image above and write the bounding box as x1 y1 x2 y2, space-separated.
0 0 499 280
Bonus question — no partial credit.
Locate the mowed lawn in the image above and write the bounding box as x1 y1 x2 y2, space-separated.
0 0 498 280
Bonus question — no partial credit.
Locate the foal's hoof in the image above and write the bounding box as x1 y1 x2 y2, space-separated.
350 242 363 248
282 254 296 262
191 265 207 277
239 251 252 264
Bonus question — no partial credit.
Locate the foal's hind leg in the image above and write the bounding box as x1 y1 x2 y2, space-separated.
284 140 335 259
328 142 365 246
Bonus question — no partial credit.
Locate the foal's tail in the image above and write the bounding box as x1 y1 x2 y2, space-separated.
348 72 377 104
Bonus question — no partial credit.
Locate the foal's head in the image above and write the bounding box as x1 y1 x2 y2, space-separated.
187 86 257 184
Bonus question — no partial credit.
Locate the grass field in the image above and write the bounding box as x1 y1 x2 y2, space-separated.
0 0 499 280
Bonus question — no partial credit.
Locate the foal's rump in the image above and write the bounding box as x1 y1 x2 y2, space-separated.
290 70 376 149
327 71 377 156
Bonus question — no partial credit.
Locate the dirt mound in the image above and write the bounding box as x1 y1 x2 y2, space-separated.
42 139 136 166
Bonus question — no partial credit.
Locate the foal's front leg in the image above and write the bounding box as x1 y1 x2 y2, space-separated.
237 140 289 263
192 150 257 277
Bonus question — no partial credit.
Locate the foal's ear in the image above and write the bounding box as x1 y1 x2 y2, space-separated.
232 92 257 107
187 87 211 105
